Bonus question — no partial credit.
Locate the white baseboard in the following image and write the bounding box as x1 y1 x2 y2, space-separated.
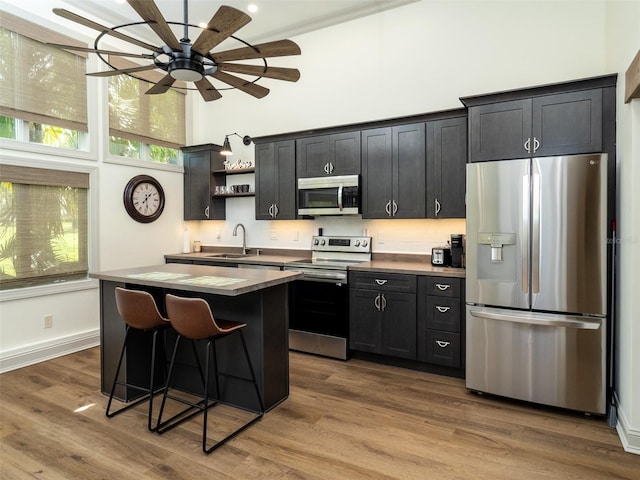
0 329 100 374
616 397 640 455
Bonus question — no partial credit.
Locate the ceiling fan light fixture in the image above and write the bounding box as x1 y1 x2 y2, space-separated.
221 136 233 156
168 58 204 81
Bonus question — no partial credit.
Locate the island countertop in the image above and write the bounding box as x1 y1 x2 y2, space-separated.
90 263 302 296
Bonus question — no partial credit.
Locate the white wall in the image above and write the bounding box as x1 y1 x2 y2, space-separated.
605 0 640 454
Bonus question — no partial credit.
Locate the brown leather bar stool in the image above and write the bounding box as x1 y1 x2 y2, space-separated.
106 287 170 431
156 293 264 454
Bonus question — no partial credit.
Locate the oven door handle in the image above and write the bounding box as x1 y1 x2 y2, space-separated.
286 269 347 283
337 184 343 211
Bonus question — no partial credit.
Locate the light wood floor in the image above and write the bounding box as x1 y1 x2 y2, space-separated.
0 347 638 479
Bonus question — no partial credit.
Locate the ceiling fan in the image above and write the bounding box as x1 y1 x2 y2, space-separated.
48 0 301 102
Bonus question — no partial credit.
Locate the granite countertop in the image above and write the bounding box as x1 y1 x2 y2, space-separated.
349 260 466 278
90 263 302 296
165 251 465 278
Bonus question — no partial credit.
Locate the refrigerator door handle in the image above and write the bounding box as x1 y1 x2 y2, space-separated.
531 170 541 294
521 175 530 294
468 308 602 330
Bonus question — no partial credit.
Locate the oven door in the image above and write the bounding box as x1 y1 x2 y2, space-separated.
288 280 349 359
297 175 359 216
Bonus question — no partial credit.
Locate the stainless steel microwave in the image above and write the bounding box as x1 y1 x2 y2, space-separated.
297 175 360 216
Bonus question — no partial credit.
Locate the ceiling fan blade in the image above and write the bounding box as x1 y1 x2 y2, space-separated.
194 78 223 102
86 64 158 77
145 74 176 95
126 0 182 51
211 40 301 63
217 63 300 82
210 71 269 99
53 8 160 52
45 43 154 59
191 6 251 55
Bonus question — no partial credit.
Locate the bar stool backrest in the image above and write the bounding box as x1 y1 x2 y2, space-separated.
165 294 227 340
115 287 168 330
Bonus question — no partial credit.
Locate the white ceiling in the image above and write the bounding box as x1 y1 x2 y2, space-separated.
61 0 419 46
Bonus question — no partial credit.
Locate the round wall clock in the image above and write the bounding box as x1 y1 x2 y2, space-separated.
123 175 165 223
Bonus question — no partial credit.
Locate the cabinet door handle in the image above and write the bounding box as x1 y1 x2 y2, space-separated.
436 306 450 313
204 205 210 219
380 294 387 311
329 162 334 174
374 294 381 311
392 200 398 216
324 163 330 174
375 279 388 285
268 204 273 217
436 284 451 291
436 340 450 348
533 137 540 153
524 137 531 153
385 200 392 216
274 204 279 218
435 199 441 217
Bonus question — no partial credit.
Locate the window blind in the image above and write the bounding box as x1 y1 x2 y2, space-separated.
0 165 89 290
108 57 186 149
0 12 88 132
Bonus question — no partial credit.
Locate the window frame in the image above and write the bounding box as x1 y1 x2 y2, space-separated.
0 7 99 162
105 57 187 170
0 157 98 302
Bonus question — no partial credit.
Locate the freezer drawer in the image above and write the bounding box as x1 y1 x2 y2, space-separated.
465 306 606 414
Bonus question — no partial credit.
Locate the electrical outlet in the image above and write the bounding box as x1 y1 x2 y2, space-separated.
44 315 53 329
293 231 299 241
270 230 278 240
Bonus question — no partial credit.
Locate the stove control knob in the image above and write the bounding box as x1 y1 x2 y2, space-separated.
320 239 326 246
313 239 319 246
363 240 368 247
354 240 361 247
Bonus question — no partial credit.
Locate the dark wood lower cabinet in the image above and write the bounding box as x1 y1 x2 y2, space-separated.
349 272 465 376
349 289 417 360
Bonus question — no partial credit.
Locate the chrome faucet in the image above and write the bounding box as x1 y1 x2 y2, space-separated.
232 223 247 254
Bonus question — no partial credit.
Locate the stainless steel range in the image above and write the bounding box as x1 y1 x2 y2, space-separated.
284 235 371 359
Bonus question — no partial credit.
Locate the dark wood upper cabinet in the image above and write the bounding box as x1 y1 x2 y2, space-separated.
532 89 602 157
426 116 467 218
462 75 616 162
361 123 426 219
255 140 296 220
296 131 360 177
467 99 532 162
182 144 225 220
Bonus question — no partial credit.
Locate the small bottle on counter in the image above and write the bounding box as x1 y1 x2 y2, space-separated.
193 240 201 252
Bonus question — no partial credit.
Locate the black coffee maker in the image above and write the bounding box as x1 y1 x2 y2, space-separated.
450 234 465 268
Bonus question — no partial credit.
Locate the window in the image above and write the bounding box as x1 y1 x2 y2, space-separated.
0 165 89 290
0 12 88 150
108 58 186 165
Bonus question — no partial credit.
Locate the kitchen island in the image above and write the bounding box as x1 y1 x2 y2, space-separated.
91 263 302 412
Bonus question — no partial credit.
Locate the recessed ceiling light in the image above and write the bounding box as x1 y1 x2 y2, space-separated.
248 4 258 14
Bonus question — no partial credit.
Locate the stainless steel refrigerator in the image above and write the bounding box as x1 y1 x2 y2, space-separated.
465 154 608 414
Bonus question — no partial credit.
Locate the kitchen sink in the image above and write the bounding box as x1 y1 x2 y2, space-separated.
205 253 255 259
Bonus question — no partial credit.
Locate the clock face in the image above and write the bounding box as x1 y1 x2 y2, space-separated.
123 175 165 223
132 182 161 216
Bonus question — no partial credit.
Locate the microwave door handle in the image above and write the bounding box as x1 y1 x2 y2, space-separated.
337 184 343 211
